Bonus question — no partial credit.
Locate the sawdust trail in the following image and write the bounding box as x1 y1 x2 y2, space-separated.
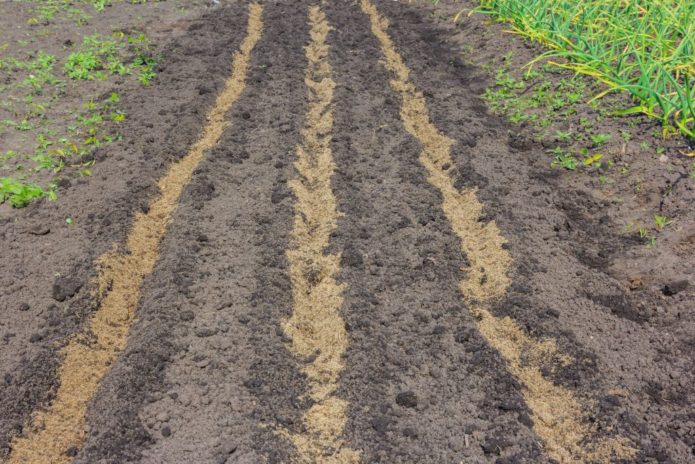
281 5 360 463
6 5 263 463
359 1 636 462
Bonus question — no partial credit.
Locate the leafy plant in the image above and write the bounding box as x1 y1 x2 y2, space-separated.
65 51 102 80
654 215 672 229
550 147 577 170
590 133 612 147
638 227 657 248
583 153 603 166
0 177 49 207
555 129 572 142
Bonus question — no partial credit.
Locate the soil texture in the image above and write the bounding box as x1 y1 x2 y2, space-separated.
1 1 693 463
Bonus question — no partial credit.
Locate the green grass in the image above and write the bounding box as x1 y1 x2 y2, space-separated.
482 59 588 126
471 0 695 138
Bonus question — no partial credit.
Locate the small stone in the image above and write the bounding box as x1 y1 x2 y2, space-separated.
28 225 50 236
432 325 446 335
195 327 217 338
448 435 465 451
220 441 238 455
396 391 418 409
628 275 644 290
52 276 82 302
371 416 391 433
481 437 508 456
161 425 171 437
498 399 518 411
18 303 30 312
518 413 534 428
662 280 688 296
341 247 363 268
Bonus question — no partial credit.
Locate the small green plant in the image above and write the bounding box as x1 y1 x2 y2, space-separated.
590 133 612 147
654 215 672 230
583 153 603 166
0 177 49 207
555 130 572 142
90 0 111 12
65 51 102 80
31 153 57 171
17 120 33 131
638 228 657 248
579 117 593 132
550 147 577 170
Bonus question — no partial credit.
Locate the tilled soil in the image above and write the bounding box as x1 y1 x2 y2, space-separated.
1 1 693 463
0 4 243 458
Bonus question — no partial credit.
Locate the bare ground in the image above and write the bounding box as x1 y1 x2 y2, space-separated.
1 1 693 463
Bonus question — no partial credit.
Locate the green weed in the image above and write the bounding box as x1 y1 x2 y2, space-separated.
590 133 611 147
654 214 672 229
64 33 156 84
65 51 102 80
550 147 577 170
0 177 52 207
638 227 657 248
472 0 695 138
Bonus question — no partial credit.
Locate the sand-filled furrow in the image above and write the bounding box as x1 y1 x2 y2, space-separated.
359 0 635 462
281 6 360 463
6 5 263 463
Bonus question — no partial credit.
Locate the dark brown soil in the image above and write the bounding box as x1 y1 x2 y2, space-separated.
424 0 695 291
0 0 214 202
0 1 248 458
1 0 693 463
325 3 543 462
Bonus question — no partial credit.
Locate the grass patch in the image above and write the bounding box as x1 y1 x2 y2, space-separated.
471 0 695 138
483 54 588 127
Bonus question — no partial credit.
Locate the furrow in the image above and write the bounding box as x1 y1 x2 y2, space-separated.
281 6 360 463
6 4 264 463
358 1 636 462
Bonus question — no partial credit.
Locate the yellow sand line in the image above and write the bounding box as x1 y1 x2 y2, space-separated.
7 5 263 463
281 6 360 463
359 1 636 462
